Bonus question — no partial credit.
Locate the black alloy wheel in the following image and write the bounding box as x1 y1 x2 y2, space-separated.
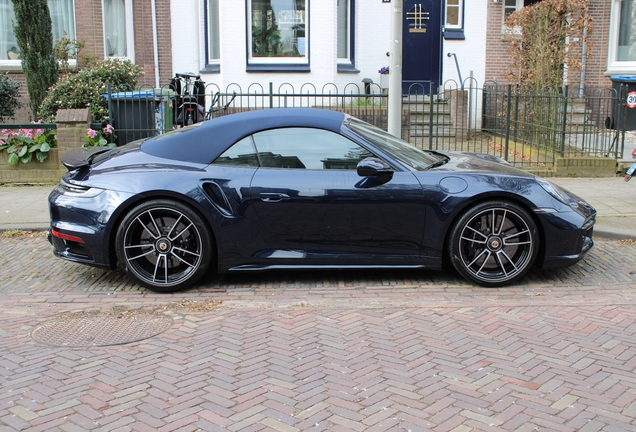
115 199 212 292
448 201 538 287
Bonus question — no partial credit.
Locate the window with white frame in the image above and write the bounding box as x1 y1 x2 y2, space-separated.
337 0 357 71
503 0 541 22
207 0 220 65
103 0 134 60
0 0 75 61
608 0 636 73
445 0 462 29
248 0 308 67
444 0 464 39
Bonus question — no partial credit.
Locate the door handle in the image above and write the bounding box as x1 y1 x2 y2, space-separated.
259 193 290 202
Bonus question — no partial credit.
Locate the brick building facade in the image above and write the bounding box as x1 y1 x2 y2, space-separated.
1 0 172 123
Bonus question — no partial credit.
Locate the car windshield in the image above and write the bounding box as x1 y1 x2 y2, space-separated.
346 118 439 170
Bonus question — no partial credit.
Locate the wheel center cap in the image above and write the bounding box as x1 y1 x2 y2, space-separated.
156 239 171 252
488 237 502 251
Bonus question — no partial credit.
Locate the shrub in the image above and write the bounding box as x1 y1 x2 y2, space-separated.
1 123 57 165
39 59 144 123
0 73 21 122
505 0 592 88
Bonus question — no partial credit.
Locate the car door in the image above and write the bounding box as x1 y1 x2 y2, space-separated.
249 127 427 263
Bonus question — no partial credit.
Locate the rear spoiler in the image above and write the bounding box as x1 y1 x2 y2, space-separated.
60 147 112 171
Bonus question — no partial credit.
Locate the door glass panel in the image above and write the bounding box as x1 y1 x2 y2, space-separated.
252 128 374 170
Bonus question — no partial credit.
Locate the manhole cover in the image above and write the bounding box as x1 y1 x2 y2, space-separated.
31 309 173 347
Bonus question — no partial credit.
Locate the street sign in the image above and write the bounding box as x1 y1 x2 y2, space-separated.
627 91 636 109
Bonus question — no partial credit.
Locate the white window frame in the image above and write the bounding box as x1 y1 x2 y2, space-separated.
102 0 135 61
445 0 463 30
207 0 221 65
503 0 522 22
247 0 309 66
337 0 351 62
0 0 77 70
607 0 636 74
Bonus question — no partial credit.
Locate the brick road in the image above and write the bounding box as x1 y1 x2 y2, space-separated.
1 234 636 431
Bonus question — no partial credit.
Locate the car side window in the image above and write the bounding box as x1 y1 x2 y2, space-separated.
252 127 375 170
211 136 260 167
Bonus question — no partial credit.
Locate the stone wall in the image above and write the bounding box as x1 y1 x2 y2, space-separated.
0 109 91 184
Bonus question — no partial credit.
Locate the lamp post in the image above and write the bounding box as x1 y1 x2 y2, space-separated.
387 0 403 138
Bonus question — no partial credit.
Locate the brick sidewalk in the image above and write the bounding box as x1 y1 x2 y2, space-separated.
1 236 636 430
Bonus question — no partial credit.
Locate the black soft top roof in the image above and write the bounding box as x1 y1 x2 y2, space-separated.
141 108 347 164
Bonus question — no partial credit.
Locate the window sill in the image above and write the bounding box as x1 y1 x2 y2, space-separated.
201 64 220 74
443 30 465 40
337 63 360 73
247 64 310 73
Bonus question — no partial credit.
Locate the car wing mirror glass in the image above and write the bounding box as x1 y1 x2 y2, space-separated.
357 157 393 177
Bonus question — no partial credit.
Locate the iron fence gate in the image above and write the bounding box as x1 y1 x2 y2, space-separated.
104 79 625 169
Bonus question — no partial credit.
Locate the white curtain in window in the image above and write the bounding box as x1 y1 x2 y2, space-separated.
208 0 220 61
617 0 636 61
104 0 127 57
0 0 18 60
0 0 75 60
337 0 349 59
48 0 76 41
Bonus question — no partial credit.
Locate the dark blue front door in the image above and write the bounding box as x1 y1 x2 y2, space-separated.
402 0 442 95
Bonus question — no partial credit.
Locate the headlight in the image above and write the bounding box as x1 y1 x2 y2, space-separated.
537 178 578 208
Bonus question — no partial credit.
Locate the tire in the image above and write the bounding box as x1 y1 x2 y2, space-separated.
447 201 538 287
115 199 212 292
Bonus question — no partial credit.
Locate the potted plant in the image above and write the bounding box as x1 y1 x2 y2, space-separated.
378 66 389 89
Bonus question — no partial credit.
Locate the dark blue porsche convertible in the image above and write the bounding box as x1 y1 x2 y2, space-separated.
48 108 596 292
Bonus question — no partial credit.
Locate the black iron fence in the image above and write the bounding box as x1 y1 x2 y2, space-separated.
101 79 627 169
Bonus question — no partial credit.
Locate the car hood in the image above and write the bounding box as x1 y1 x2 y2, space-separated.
436 151 536 177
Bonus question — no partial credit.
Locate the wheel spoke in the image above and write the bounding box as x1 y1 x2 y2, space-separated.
504 229 529 240
170 251 196 268
495 251 508 277
147 210 162 238
475 250 492 275
170 222 194 241
172 246 201 258
496 210 507 235
166 214 184 239
460 235 487 244
465 225 489 240
125 243 153 250
137 215 159 239
153 254 167 283
127 248 156 262
500 249 519 272
467 248 489 268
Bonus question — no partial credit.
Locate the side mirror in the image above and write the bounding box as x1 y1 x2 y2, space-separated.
357 157 393 177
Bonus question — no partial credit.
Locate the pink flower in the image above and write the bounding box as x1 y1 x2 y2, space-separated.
103 124 114 134
87 129 97 139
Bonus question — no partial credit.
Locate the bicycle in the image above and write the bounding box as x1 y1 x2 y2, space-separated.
169 72 206 126
204 91 237 120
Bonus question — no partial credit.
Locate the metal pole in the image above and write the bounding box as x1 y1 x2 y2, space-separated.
387 0 403 137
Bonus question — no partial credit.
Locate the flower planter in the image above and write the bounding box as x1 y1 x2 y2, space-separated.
380 74 389 89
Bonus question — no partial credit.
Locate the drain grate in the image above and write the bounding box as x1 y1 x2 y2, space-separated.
31 309 174 347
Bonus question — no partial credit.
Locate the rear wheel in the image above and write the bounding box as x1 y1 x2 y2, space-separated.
115 199 211 292
448 201 538 287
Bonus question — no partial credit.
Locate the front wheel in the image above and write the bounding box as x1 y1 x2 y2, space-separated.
115 199 212 292
448 201 538 287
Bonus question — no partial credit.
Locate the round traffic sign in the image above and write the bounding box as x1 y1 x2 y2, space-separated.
627 91 636 109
